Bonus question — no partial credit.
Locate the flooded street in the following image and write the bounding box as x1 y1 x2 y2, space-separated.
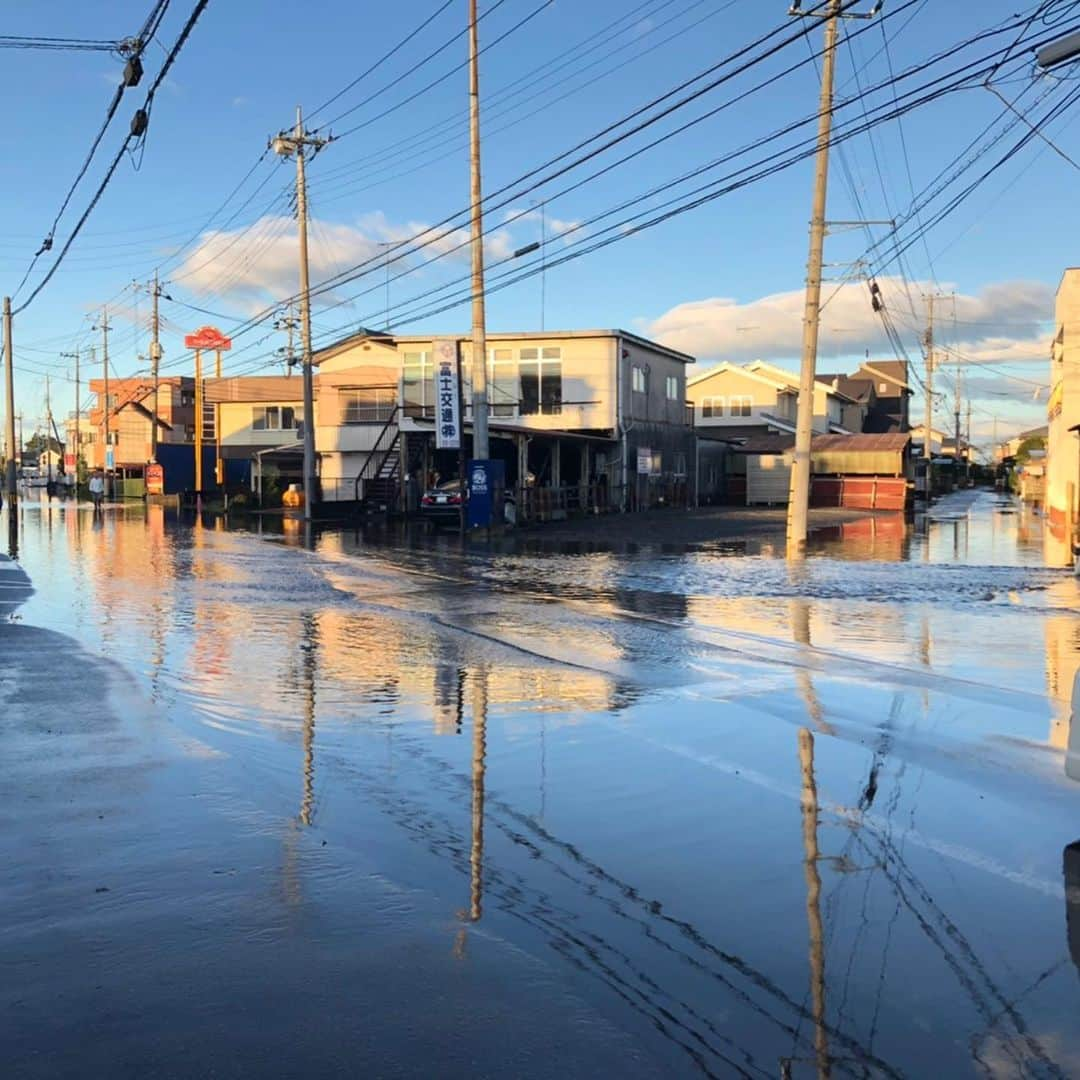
4 489 1080 1078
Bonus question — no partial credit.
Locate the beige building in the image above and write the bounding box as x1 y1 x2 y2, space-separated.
1048 269 1080 537
311 329 696 513
689 360 856 438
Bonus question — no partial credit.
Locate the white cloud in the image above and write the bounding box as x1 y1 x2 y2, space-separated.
646 277 1054 371
502 207 584 245
173 211 515 314
231 96 249 108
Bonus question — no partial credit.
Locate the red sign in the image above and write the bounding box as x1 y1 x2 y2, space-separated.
146 463 164 496
184 325 232 351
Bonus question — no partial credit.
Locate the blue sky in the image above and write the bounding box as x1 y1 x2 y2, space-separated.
2 0 1077 450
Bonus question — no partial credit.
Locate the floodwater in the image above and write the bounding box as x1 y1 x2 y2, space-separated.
3 489 1080 1077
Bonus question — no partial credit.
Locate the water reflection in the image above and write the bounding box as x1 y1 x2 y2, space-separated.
7 493 1080 1076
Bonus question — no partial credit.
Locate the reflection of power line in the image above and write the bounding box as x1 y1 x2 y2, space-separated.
347 716 902 1076
853 824 1066 1077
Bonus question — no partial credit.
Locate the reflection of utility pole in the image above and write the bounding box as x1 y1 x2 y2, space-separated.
469 665 488 923
799 727 830 1080
300 612 318 827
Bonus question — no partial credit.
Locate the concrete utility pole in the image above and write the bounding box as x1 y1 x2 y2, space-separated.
954 366 962 477
3 296 14 501
45 375 52 481
469 0 489 462
62 348 80 484
273 107 328 523
150 270 162 460
923 294 935 461
786 0 842 553
99 307 111 498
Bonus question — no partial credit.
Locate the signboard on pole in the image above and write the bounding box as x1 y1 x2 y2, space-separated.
105 446 115 470
183 326 232 351
434 338 461 450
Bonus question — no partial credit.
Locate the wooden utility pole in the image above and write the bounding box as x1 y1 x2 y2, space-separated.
3 297 14 500
954 365 963 477
468 0 489 462
272 107 327 523
786 0 842 554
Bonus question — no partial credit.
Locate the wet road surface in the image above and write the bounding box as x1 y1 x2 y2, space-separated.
3 489 1080 1077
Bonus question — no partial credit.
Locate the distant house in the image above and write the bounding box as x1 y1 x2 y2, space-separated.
818 360 911 433
689 360 855 439
87 376 195 471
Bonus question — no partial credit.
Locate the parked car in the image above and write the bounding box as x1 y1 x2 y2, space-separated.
420 478 463 522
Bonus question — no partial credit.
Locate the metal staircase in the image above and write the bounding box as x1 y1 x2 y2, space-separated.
353 407 401 512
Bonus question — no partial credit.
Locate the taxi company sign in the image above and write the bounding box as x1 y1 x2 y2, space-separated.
184 325 232 351
434 338 461 450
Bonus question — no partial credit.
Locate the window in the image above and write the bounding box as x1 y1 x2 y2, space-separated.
251 405 303 431
520 346 562 415
730 396 752 417
489 348 517 417
879 382 889 394
632 365 648 394
342 389 394 424
402 350 434 417
702 397 724 419
666 375 679 400
180 389 194 407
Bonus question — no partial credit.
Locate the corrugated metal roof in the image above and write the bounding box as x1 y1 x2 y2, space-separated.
812 433 910 452
733 433 910 455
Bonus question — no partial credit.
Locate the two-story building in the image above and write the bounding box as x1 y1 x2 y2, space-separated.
308 328 696 517
86 376 195 471
1048 269 1080 539
690 360 857 439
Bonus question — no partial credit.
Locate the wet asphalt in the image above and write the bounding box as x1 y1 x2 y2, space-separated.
3 488 1080 1078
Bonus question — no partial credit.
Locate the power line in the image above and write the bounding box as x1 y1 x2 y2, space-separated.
13 0 213 315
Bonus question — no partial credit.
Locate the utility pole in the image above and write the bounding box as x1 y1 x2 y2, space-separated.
150 271 162 460
100 308 111 498
274 302 298 374
62 348 81 485
954 365 962 480
966 399 972 480
786 0 842 554
923 294 935 461
272 107 328 523
45 375 52 481
469 0 489 462
3 296 14 501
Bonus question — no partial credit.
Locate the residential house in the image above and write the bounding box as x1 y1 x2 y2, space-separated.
857 360 911 432
689 363 799 437
87 376 195 471
909 424 947 458
202 375 308 498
